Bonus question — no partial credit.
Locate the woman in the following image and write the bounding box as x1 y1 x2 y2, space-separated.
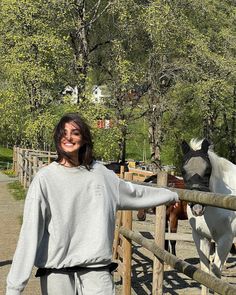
6 113 179 295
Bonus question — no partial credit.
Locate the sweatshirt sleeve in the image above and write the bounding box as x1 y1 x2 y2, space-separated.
6 175 47 295
117 178 179 210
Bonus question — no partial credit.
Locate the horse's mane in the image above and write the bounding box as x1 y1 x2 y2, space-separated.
189 138 236 192
189 138 214 152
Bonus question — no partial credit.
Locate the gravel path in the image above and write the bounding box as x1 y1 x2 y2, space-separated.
0 173 41 294
114 212 236 294
1 173 236 294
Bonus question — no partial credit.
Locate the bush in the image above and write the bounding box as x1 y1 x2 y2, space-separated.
0 146 13 170
3 169 16 177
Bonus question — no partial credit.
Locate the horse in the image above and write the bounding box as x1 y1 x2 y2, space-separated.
181 138 236 295
137 174 187 255
104 161 129 174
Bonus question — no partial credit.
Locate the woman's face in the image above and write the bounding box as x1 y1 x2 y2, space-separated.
60 121 83 157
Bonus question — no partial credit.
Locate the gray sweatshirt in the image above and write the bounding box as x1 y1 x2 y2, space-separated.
6 161 178 295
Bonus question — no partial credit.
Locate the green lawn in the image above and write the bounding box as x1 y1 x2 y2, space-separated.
0 146 13 169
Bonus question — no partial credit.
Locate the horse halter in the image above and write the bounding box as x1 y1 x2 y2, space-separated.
182 149 212 190
182 149 212 217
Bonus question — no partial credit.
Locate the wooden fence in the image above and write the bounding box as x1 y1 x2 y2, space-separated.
13 146 57 188
127 168 154 182
13 148 157 188
114 171 236 295
120 227 236 295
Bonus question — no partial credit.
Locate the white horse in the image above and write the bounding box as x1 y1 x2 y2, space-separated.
181 138 236 295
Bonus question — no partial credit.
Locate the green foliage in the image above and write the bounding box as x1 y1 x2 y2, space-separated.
23 110 59 149
126 118 151 161
0 0 235 167
8 181 26 200
78 101 122 161
0 146 13 161
0 0 74 146
0 146 13 169
3 169 16 177
93 127 121 161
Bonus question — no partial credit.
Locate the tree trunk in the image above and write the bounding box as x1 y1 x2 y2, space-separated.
119 136 126 163
203 94 217 141
149 125 161 167
118 125 127 163
69 0 90 102
148 103 163 172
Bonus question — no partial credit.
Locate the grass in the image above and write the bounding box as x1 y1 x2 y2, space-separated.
0 146 13 170
8 181 26 200
0 146 13 161
3 169 16 177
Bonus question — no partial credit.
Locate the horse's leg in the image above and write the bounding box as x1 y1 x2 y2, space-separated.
230 243 236 255
169 215 178 256
212 236 233 278
210 237 233 295
165 218 170 252
209 242 216 263
137 209 146 221
192 231 211 295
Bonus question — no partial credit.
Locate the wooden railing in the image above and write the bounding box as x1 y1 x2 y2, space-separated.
127 168 154 182
114 172 236 295
120 227 236 295
13 146 57 188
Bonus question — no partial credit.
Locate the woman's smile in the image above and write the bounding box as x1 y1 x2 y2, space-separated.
60 122 83 159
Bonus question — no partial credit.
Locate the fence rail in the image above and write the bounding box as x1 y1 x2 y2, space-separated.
120 227 236 295
114 171 236 295
133 181 236 211
13 146 57 188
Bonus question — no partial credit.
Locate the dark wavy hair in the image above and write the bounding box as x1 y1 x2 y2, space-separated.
53 113 94 170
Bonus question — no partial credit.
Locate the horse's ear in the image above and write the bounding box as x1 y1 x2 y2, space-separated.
181 140 190 155
201 138 211 153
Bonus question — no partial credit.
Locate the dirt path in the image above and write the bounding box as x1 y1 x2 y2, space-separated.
0 173 41 294
1 174 236 294
114 212 236 294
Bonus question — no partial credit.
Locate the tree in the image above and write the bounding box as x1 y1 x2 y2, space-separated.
61 0 115 101
141 0 236 168
0 0 73 146
0 0 117 148
0 0 235 168
93 0 150 162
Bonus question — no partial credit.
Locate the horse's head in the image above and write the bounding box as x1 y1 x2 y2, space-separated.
181 138 212 191
181 138 212 216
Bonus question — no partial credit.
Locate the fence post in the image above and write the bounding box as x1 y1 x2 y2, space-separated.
23 151 28 188
28 153 33 187
19 148 24 185
12 146 17 172
124 172 133 181
113 211 123 261
15 147 20 175
33 156 38 176
48 150 51 164
152 171 168 295
120 165 125 179
38 160 43 169
122 210 132 295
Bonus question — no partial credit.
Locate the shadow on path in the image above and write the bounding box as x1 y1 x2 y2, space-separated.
0 260 12 267
114 230 202 295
